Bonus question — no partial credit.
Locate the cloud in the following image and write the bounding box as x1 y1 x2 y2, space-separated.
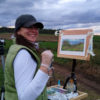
0 0 6 4
0 0 34 26
0 0 100 31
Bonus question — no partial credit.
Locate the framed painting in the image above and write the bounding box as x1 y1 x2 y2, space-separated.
57 29 93 60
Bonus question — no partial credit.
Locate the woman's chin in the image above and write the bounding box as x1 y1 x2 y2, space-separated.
29 39 36 43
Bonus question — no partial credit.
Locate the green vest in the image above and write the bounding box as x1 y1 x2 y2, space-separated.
4 44 48 100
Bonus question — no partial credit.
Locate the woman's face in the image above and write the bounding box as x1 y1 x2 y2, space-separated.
17 26 39 43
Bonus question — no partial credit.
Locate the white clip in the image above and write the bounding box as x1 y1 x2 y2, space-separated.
60 32 64 36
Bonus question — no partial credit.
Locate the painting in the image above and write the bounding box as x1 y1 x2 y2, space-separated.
61 39 84 51
57 29 93 60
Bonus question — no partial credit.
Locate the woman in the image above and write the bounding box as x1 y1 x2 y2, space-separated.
4 14 54 100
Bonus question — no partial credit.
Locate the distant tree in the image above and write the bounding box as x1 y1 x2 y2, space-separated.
0 27 14 33
39 29 56 34
0 27 55 34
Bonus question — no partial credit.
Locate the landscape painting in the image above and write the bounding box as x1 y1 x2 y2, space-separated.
61 39 84 52
59 34 86 56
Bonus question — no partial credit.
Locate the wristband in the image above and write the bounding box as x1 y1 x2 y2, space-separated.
41 63 52 71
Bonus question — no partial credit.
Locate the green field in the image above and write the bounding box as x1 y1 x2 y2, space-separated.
62 41 84 51
0 35 100 99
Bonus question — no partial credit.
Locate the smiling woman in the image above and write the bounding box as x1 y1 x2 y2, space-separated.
17 27 39 43
4 14 54 100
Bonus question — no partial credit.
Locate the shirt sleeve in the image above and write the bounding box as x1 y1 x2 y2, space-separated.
13 49 49 100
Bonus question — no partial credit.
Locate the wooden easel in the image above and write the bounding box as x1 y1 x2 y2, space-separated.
56 29 93 99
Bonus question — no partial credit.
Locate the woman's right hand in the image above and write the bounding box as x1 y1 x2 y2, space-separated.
41 50 53 68
40 50 54 74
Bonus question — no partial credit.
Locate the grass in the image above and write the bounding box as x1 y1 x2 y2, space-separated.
92 36 100 65
0 66 4 86
0 66 4 98
62 41 84 51
0 35 100 99
4 39 13 54
39 34 55 36
77 83 100 100
40 41 72 64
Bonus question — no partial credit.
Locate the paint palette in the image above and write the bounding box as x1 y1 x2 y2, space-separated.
47 87 68 95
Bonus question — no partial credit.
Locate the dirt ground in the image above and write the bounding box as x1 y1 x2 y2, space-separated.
0 33 58 41
48 62 100 95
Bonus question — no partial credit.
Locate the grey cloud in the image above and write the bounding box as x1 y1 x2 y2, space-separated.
0 0 100 29
0 0 35 26
45 0 100 28
61 9 100 24
0 0 6 4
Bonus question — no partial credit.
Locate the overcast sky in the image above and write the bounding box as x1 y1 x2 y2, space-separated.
0 0 100 32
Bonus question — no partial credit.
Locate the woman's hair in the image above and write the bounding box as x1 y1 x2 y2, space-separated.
15 32 37 50
14 32 44 55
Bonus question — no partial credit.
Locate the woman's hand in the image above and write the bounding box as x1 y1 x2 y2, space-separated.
40 50 54 75
41 50 53 67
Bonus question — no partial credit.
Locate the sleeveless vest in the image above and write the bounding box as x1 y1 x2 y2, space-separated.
4 44 48 100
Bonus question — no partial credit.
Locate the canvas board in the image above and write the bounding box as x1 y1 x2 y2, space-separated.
57 29 93 60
